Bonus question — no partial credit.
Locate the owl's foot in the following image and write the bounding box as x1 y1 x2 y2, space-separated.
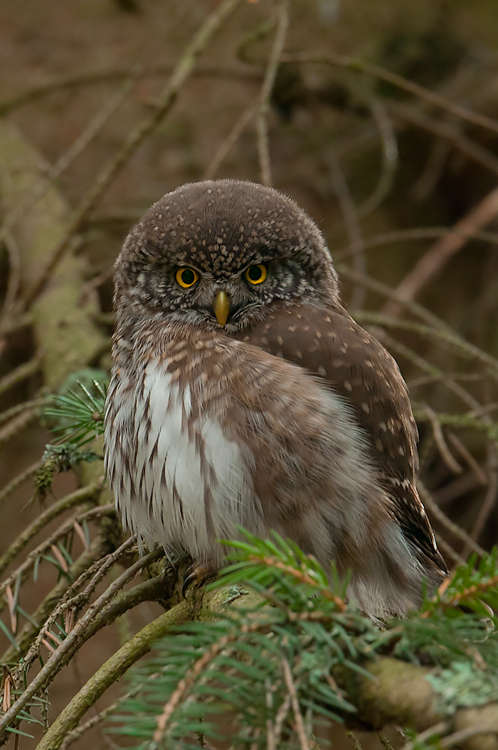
182 562 217 598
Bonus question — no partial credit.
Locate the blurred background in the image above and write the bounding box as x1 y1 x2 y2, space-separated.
1 0 498 746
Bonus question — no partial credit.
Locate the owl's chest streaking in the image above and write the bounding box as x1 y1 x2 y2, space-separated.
104 320 409 582
104 332 263 562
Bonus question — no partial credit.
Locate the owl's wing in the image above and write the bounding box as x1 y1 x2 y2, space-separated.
236 302 448 579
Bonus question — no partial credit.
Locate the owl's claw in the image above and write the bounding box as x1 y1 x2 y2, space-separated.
182 562 215 598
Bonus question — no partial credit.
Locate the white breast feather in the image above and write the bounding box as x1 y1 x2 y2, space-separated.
105 358 258 562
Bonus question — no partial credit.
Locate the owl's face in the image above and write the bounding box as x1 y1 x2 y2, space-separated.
115 179 340 334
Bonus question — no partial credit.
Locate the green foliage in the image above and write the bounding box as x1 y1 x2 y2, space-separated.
109 532 498 750
43 368 108 448
34 369 108 498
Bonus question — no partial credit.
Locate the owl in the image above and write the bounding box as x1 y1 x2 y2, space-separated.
104 179 447 617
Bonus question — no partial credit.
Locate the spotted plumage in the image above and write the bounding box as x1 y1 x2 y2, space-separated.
105 179 448 617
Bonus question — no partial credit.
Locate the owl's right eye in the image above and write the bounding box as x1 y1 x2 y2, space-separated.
176 267 199 288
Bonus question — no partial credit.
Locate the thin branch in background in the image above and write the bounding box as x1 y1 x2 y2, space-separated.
346 731 364 750
59 679 145 750
0 504 114 612
0 483 102 577
411 134 451 202
0 79 137 330
0 357 41 398
0 63 260 118
402 722 448 750
447 431 488 486
0 407 42 449
418 480 487 558
466 441 498 551
435 531 466 567
382 184 498 317
282 52 498 137
354 319 484 414
281 658 309 750
0 461 43 513
422 405 463 476
330 154 366 309
255 0 289 187
266 678 276 750
78 264 116 306
0 536 152 733
0 398 50 428
334 226 498 261
23 0 244 308
377 731 395 750
390 102 498 181
339 264 498 380
356 99 398 219
273 693 292 747
204 100 259 180
48 77 137 182
438 726 498 748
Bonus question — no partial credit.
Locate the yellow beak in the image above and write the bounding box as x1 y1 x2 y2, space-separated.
213 291 230 327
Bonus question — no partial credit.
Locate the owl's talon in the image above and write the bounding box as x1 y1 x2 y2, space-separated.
182 563 214 598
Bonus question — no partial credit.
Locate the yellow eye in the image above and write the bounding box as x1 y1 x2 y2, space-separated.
245 264 267 285
176 267 199 288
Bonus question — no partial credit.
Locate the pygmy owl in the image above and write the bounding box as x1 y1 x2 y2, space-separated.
104 179 447 617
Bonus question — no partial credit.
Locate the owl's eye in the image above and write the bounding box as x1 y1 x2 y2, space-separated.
176 267 199 288
244 264 267 285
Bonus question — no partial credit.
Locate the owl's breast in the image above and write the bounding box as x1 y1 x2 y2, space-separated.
104 351 262 563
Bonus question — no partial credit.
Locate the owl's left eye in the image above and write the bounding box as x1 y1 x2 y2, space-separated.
176 267 199 288
244 264 267 285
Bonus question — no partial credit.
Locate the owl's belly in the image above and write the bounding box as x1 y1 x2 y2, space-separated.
104 357 264 563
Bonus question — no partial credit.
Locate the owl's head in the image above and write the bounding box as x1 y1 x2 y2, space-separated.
114 179 340 334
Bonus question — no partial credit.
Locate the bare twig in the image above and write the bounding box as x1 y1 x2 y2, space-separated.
0 64 260 117
339 265 498 379
0 504 114 610
0 536 157 733
330 153 366 308
0 487 104 577
0 460 43 511
439 726 498 748
465 441 498 551
423 405 463 475
356 99 398 219
0 357 41 397
282 658 309 750
334 227 498 261
0 408 41 448
447 432 488 486
0 397 49 428
282 52 498 137
346 731 364 750
256 1 289 186
390 102 498 180
383 185 498 316
24 0 244 307
204 100 259 180
418 480 486 558
434 532 466 567
402 722 448 750
274 693 292 747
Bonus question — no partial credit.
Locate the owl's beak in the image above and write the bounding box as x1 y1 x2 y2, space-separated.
213 291 230 327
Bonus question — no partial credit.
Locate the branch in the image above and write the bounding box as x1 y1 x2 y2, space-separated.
382 185 498 316
341 657 498 750
35 599 190 750
24 0 244 306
